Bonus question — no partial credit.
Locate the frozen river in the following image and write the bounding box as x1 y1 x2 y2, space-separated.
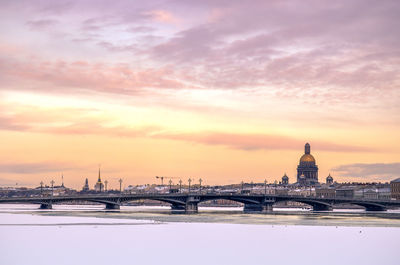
0 204 399 265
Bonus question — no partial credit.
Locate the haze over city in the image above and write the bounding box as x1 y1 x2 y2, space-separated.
0 0 399 189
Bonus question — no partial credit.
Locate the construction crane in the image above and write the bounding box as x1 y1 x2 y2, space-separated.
155 176 164 186
156 176 180 186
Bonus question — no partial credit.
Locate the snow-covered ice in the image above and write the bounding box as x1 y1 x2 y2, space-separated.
0 205 399 265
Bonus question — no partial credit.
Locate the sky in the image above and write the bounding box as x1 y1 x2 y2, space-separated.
0 0 399 189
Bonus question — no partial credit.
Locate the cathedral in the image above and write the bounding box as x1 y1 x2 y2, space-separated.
297 143 319 185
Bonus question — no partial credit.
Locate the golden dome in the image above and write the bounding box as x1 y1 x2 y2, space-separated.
300 154 315 163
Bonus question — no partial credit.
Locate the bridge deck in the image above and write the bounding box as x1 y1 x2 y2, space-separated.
1 193 399 212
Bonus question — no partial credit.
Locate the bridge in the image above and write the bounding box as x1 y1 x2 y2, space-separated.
1 193 400 213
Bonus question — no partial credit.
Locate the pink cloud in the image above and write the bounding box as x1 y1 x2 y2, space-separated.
26 19 59 30
332 163 400 179
144 10 179 24
2 58 186 94
0 104 374 153
0 0 399 110
153 131 374 152
0 161 84 174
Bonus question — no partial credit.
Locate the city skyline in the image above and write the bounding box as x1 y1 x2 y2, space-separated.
1 0 400 188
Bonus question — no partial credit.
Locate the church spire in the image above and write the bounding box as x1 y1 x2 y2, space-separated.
98 166 101 182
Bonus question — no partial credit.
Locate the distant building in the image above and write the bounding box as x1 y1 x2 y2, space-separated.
336 187 355 198
82 178 89 192
364 188 379 199
288 187 315 197
297 143 318 185
326 174 333 185
282 173 289 185
94 168 104 192
357 186 391 200
316 188 335 198
377 187 391 200
275 187 289 196
390 178 400 199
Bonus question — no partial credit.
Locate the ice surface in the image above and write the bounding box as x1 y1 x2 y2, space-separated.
0 213 156 225
0 205 399 265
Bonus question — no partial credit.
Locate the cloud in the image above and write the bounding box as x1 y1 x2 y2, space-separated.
153 131 373 152
26 19 59 30
0 58 187 94
144 10 179 24
146 0 400 106
0 161 82 174
332 163 400 179
45 123 160 138
0 0 399 137
0 116 30 131
0 104 373 153
0 102 164 138
0 0 399 110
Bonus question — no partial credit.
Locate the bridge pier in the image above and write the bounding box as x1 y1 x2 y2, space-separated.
39 203 52 209
184 196 200 213
261 203 274 212
105 203 120 210
185 202 198 213
171 202 199 213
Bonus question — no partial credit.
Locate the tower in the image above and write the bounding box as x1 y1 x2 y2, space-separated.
282 173 289 185
326 174 333 185
61 174 64 188
297 143 318 185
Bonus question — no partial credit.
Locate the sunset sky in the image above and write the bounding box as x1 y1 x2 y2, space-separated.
0 0 399 189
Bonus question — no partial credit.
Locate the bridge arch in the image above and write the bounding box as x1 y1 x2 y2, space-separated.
334 201 387 211
198 196 261 205
120 197 186 206
275 198 333 211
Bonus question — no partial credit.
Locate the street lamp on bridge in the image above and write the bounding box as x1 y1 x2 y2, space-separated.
169 179 172 191
264 179 267 195
50 180 55 197
104 180 108 192
199 178 202 193
188 178 192 193
40 181 43 196
119 178 123 193
179 179 182 193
